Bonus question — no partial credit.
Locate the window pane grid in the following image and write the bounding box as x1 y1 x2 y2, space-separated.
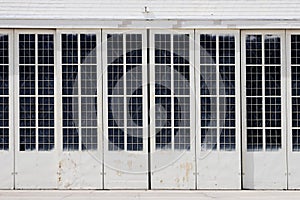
107 33 144 152
200 33 237 151
154 33 191 151
291 35 300 152
245 34 282 152
19 33 55 152
62 33 98 151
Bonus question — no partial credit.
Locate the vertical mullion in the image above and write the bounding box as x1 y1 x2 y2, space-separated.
78 33 82 151
123 34 127 151
171 33 174 151
216 34 220 151
35 34 39 151
262 34 266 152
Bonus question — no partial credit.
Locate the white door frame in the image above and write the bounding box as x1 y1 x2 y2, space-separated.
56 29 103 189
241 30 287 189
149 29 196 189
102 29 148 189
14 30 58 189
195 30 241 189
0 29 14 189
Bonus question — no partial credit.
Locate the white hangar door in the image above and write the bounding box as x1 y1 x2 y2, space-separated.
287 31 300 189
241 31 287 189
195 31 241 189
57 30 102 189
0 30 13 189
149 30 196 189
14 30 58 188
103 30 148 189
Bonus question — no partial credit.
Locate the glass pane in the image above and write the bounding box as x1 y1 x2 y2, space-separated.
19 34 35 64
0 97 9 127
38 65 54 95
127 97 143 127
80 34 96 64
126 34 142 64
19 65 35 95
292 97 300 127
127 128 143 151
62 65 78 95
82 128 97 151
174 97 190 127
155 128 171 150
63 128 79 151
0 34 9 64
292 129 300 151
246 35 262 64
107 65 123 95
174 65 190 95
200 34 216 64
246 66 262 96
62 34 78 64
201 128 217 151
265 35 281 65
247 129 263 151
291 35 300 64
265 66 281 96
38 97 54 127
292 66 300 96
20 128 36 151
173 34 189 64
219 35 235 64
81 65 97 95
200 65 216 95
62 97 79 127
174 128 190 150
265 97 281 127
0 128 9 150
219 65 235 95
201 97 217 127
155 65 171 95
126 65 142 95
108 128 124 151
155 97 171 127
220 129 235 151
81 97 97 127
265 129 281 151
246 97 263 127
108 97 124 127
20 97 35 127
38 129 54 151
219 97 235 127
155 34 171 64
107 34 123 64
38 34 54 64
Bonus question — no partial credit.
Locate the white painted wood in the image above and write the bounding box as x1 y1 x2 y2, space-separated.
14 30 58 189
102 30 148 189
0 0 300 20
56 30 103 189
286 30 300 190
241 30 287 189
195 30 241 189
149 29 196 189
0 29 14 189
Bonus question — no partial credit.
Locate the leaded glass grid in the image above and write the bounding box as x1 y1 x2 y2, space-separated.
199 34 236 151
61 33 98 151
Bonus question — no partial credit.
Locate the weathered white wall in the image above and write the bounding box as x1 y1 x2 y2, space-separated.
0 0 300 28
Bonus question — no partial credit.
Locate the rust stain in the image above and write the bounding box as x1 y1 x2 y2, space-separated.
180 162 193 182
160 179 163 183
127 160 133 170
